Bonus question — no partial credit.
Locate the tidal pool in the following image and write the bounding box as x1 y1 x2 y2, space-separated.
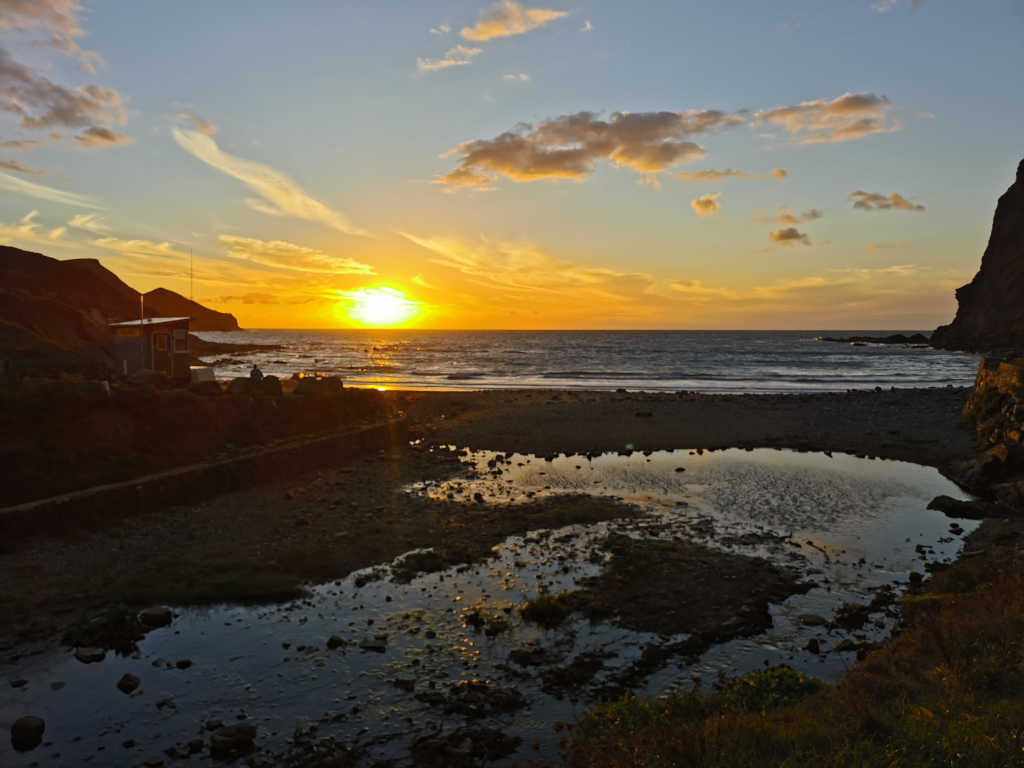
1 448 978 766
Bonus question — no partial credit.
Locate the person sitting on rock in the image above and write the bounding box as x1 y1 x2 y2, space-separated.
250 363 264 382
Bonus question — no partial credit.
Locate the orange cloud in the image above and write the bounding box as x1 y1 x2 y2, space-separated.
769 227 810 245
850 190 925 211
755 92 896 144
460 1 568 41
691 193 721 218
440 109 743 186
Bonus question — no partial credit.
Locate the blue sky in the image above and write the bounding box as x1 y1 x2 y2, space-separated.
1 0 1022 328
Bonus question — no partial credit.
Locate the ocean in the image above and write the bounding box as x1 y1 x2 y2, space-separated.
193 329 980 393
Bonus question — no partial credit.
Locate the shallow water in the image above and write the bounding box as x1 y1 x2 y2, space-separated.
1 448 978 766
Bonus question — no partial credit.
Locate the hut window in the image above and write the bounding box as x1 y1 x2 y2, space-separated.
155 334 168 351
174 329 188 352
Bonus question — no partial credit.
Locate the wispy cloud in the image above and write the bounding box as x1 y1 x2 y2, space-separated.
218 235 375 275
0 210 68 248
460 1 568 41
772 168 788 179
439 109 744 186
91 237 190 260
68 212 110 233
2 139 45 151
503 72 530 81
171 128 370 237
417 44 482 72
677 168 759 182
581 19 593 32
769 227 810 245
691 192 721 218
73 126 134 148
429 23 451 35
872 0 925 13
174 111 218 136
850 190 925 211
0 170 102 207
755 92 897 144
760 205 823 225
0 158 43 175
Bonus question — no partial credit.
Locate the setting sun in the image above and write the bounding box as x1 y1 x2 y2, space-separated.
340 287 420 326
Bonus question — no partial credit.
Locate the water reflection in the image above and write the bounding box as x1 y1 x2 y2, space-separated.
1 448 977 766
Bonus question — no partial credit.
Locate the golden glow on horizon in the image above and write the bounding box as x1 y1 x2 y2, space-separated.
339 286 420 327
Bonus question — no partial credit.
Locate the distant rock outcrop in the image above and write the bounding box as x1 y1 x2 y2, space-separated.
143 287 239 332
932 159 1024 351
0 246 240 373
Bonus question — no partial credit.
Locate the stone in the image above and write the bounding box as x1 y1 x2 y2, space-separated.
209 723 257 759
326 634 345 650
74 647 105 663
10 679 27 688
174 659 192 669
187 738 204 754
11 716 45 751
797 614 827 626
143 756 164 767
358 638 387 653
138 606 173 628
805 638 821 654
117 673 140 694
932 159 1024 351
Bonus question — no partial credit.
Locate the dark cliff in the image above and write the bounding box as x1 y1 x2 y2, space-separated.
143 288 239 332
0 246 240 372
932 159 1024 351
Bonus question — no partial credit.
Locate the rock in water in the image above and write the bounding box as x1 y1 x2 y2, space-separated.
11 716 45 751
138 606 173 628
209 724 257 758
74 647 105 663
117 673 141 694
932 158 1024 351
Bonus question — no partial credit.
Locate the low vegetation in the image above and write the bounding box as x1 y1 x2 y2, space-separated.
562 566 1024 767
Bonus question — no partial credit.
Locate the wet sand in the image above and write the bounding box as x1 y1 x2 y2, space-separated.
1 387 976 655
396 386 976 467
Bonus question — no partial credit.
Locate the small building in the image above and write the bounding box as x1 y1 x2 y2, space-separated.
110 317 191 382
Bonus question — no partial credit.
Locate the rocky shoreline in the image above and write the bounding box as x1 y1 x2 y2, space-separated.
4 376 1022 765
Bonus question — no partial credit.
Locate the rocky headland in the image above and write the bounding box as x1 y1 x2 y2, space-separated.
932 159 1024 351
0 246 242 377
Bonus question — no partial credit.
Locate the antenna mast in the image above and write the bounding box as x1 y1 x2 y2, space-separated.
190 247 194 302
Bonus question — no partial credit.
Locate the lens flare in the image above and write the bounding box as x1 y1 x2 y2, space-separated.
340 286 419 326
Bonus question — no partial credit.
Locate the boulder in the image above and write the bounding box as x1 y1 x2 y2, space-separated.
117 673 140 694
932 159 1024 351
209 723 257 759
74 647 105 663
138 605 173 628
11 716 45 752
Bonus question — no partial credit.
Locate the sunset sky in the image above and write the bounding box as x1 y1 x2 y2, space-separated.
1 0 1022 329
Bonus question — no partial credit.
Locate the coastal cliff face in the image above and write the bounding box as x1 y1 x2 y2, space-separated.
932 159 1024 351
